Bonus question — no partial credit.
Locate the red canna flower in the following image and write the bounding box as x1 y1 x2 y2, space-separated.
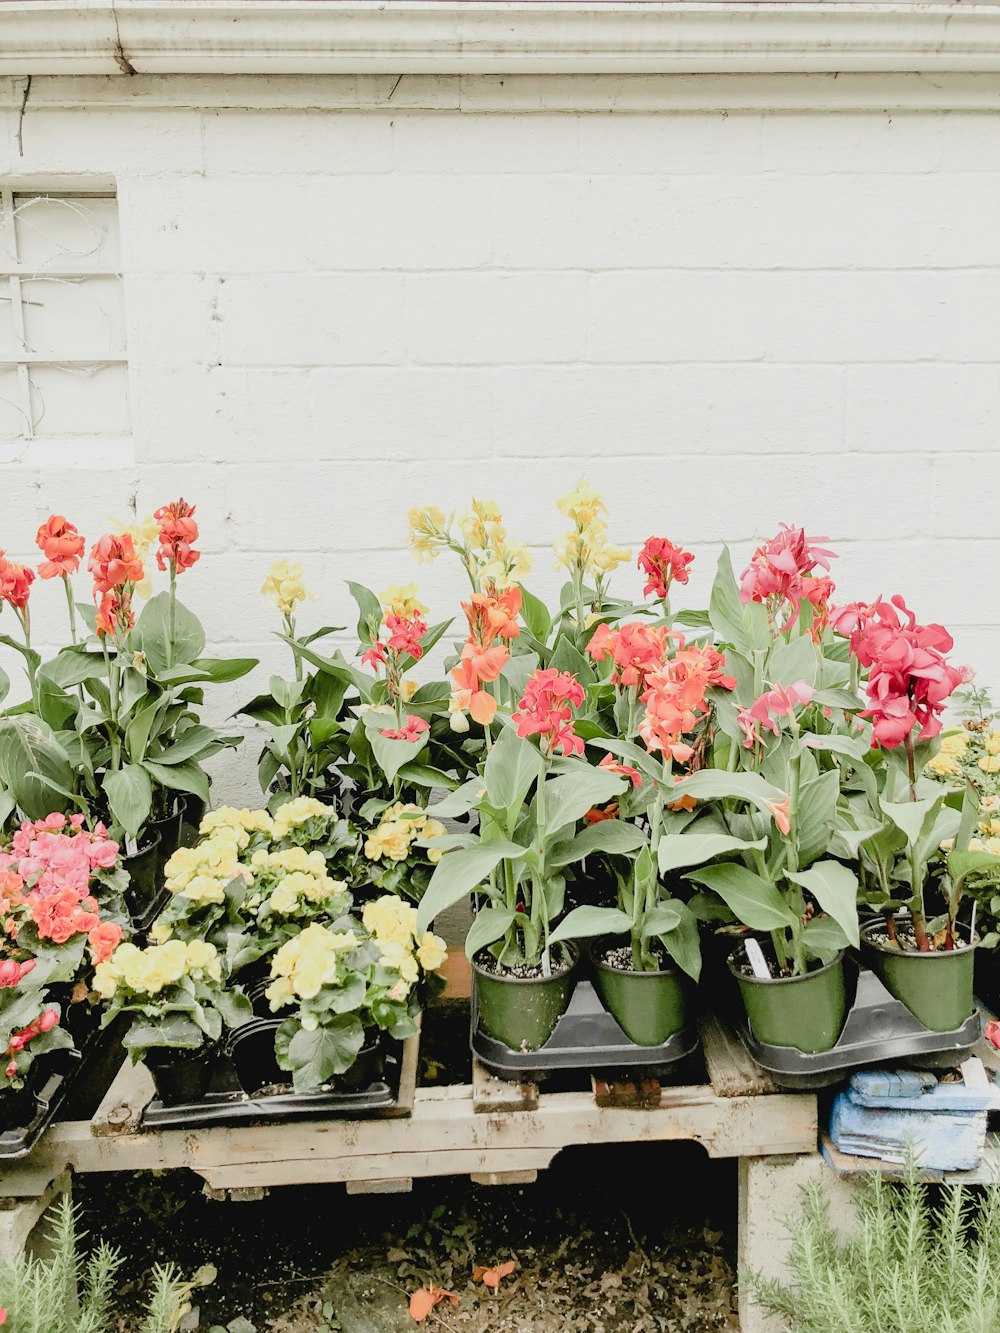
36 515 85 579
638 536 694 601
385 613 427 661
154 498 200 574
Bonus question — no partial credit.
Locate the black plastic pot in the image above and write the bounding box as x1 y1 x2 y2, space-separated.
144 1044 217 1106
472 945 579 1052
0 1080 41 1132
230 1020 288 1094
178 795 207 850
974 947 1000 1015
149 798 188 872
331 1036 384 1092
233 961 275 1019
728 946 849 1054
123 832 163 921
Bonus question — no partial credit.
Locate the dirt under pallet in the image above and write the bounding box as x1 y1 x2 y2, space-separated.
76 1140 740 1332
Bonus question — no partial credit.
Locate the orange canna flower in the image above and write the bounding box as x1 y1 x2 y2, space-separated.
763 794 792 836
154 498 200 574
36 515 85 579
0 552 34 610
89 533 144 595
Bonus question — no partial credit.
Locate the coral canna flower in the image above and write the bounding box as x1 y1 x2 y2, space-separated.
35 515 85 579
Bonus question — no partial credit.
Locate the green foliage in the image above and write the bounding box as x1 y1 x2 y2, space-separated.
747 1163 1000 1333
0 1195 200 1333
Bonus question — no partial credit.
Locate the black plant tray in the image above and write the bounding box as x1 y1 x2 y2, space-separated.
0 1013 128 1161
471 977 699 1083
141 1039 404 1129
733 966 982 1091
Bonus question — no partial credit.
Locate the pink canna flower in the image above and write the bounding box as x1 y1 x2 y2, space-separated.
763 794 792 836
739 524 837 626
385 613 427 661
737 681 815 749
832 595 963 748
381 715 430 743
598 753 643 788
512 668 586 757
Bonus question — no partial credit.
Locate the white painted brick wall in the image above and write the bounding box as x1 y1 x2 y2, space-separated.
0 77 998 806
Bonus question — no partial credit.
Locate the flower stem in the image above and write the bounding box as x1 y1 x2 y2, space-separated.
62 574 78 646
903 731 930 951
166 561 177 670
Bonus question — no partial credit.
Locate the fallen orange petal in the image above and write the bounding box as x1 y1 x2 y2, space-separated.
474 1259 517 1290
409 1287 458 1322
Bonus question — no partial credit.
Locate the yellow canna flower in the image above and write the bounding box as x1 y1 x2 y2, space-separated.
557 481 607 530
112 515 158 599
407 505 450 564
261 559 310 616
379 583 429 619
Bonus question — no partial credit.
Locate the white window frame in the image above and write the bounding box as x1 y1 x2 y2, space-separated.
0 186 129 447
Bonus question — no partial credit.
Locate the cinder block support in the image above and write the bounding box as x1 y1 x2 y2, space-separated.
737 1153 859 1333
0 1170 71 1263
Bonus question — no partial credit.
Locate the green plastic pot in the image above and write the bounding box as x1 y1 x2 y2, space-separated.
473 947 579 1052
860 920 976 1033
592 950 691 1046
728 947 848 1054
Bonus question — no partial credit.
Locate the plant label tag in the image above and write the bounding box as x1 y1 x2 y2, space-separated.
744 938 771 980
540 948 552 978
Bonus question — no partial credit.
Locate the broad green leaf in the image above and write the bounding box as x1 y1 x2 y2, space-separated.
135 592 206 675
155 724 219 766
365 714 429 784
278 1014 365 1091
543 767 626 835
658 832 766 875
948 848 1000 884
769 634 819 689
347 580 383 648
550 819 646 868
518 585 551 644
656 900 701 981
880 793 943 848
465 907 522 959
484 725 542 814
104 763 153 839
0 715 76 821
395 762 460 792
641 903 683 936
426 779 484 821
39 649 107 690
796 770 839 867
802 733 870 762
141 759 210 804
811 687 864 711
670 769 786 815
684 863 798 932
0 663 8 707
708 548 746 651
417 840 526 933
786 860 860 948
802 914 851 964
548 905 633 946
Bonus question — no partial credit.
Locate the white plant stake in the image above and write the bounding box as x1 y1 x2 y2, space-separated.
744 937 771 980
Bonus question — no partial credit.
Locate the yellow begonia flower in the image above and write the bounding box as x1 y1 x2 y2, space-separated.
987 731 1000 756
271 795 334 840
363 895 419 947
379 584 428 619
200 807 274 847
378 939 420 985
980 754 1000 774
416 932 448 972
261 559 310 616
266 923 358 1006
165 836 250 902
